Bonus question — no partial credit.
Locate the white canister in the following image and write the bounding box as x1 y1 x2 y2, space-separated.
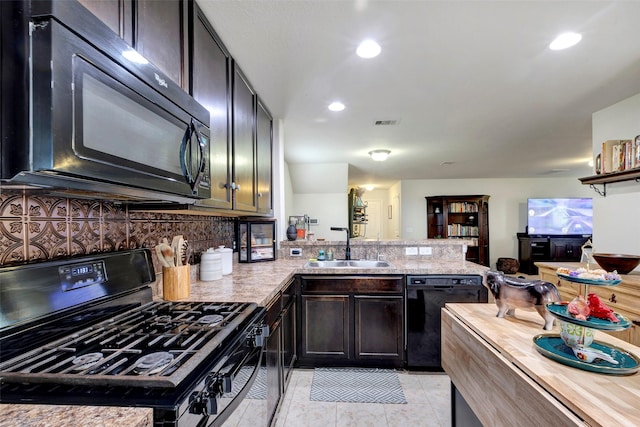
215 245 233 275
200 248 222 281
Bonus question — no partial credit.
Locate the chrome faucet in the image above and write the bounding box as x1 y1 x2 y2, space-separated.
330 227 351 260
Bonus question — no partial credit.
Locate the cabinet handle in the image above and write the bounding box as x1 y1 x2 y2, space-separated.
556 280 562 288
608 293 617 304
258 192 263 197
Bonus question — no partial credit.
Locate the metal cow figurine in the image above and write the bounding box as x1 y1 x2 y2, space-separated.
485 271 560 330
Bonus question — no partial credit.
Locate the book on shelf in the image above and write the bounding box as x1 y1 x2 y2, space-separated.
601 139 635 173
448 202 478 213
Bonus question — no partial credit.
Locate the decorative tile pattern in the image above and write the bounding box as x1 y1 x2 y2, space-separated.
0 191 237 267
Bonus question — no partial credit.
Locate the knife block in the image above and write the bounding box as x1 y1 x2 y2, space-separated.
163 264 190 301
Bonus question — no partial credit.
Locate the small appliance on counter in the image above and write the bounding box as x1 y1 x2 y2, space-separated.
238 218 276 262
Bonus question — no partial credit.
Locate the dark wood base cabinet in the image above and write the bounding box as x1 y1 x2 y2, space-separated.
297 275 404 368
264 279 296 426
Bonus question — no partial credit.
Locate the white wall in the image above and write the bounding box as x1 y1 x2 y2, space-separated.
400 178 593 269
591 93 640 258
286 163 349 240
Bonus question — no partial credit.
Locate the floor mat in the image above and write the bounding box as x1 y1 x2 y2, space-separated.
310 367 407 404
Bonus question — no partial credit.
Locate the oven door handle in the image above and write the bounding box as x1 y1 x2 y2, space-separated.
206 345 265 427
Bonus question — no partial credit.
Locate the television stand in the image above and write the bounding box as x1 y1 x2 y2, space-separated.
517 234 590 275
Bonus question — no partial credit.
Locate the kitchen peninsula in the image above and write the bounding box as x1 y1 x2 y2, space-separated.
442 303 640 427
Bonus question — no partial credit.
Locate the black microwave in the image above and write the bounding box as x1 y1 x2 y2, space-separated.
1 1 210 203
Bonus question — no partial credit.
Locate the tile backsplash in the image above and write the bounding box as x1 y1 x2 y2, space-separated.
0 191 236 270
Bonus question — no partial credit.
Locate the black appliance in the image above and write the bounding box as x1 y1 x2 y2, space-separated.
405 275 487 369
0 249 267 427
1 1 210 203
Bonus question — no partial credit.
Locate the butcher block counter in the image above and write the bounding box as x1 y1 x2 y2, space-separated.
442 303 640 427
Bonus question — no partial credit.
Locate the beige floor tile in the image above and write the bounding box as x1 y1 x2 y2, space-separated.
384 403 443 427
279 400 337 427
336 402 388 427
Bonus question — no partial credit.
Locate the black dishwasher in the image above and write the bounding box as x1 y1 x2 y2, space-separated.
405 275 488 369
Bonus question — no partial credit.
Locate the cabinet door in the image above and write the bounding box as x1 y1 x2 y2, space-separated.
281 298 296 385
78 0 131 42
134 0 187 88
232 64 257 212
354 296 403 365
256 100 273 215
191 5 232 209
265 317 282 426
300 295 350 361
550 239 582 261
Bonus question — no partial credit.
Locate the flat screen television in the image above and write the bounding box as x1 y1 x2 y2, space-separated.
527 198 593 236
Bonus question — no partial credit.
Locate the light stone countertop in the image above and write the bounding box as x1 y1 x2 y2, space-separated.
184 257 489 306
1 256 488 426
0 404 152 427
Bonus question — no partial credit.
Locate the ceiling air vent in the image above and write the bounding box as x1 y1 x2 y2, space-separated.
374 120 398 126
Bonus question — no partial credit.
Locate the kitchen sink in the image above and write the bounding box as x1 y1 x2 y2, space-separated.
304 260 395 268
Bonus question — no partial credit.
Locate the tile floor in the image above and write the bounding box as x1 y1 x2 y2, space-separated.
274 369 451 427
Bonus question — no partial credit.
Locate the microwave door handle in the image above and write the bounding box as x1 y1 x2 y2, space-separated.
191 124 206 190
180 121 205 194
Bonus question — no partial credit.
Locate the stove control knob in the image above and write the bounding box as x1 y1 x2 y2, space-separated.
189 390 218 416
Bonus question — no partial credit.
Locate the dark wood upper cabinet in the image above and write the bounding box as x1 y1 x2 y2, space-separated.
78 0 188 89
232 64 257 212
256 100 273 215
134 0 188 89
191 3 232 209
77 0 131 43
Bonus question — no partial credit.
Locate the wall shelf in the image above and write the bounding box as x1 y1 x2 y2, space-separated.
579 169 640 197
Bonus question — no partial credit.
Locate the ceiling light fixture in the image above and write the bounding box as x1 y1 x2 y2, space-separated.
369 149 391 161
356 39 381 58
549 32 582 50
328 101 345 112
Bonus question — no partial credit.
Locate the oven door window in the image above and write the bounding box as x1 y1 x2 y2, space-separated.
73 56 193 182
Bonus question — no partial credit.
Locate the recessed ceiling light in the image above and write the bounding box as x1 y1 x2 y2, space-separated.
365 185 375 191
356 39 381 58
328 101 345 112
549 32 582 50
369 149 391 161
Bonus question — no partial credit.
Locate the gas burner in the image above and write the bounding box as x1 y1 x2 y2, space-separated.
71 352 104 371
134 352 174 375
199 314 224 326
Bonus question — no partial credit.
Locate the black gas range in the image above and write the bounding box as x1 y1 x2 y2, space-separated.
0 249 267 427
